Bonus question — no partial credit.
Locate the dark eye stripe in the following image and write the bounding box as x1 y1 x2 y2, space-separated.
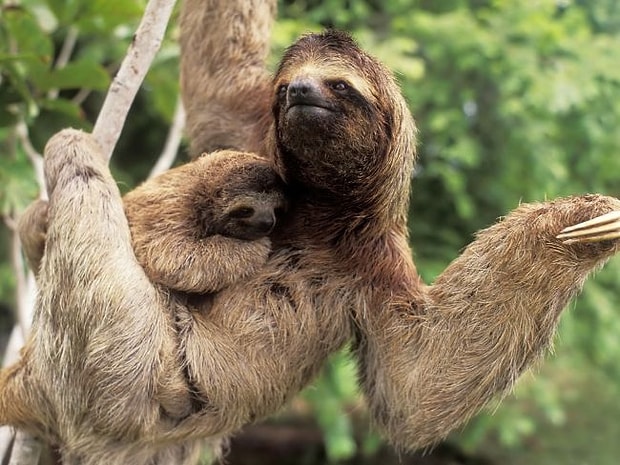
277 84 288 99
334 83 374 114
228 206 255 219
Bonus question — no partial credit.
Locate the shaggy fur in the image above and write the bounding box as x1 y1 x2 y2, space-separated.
1 0 620 464
18 151 285 295
124 151 286 293
180 0 276 155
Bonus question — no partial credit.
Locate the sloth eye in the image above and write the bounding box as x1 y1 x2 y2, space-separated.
277 84 288 99
229 206 255 219
330 81 349 92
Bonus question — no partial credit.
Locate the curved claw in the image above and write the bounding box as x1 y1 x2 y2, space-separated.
557 211 620 244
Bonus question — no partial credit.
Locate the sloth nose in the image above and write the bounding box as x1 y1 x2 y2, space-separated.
249 210 276 234
287 77 323 105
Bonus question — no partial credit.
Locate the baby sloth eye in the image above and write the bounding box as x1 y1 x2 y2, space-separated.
330 81 349 92
228 206 255 219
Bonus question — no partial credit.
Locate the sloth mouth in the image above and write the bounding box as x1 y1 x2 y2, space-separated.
287 102 334 114
286 93 335 113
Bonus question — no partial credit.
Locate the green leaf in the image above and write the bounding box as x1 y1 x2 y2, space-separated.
302 350 360 462
144 50 180 121
31 60 110 93
77 0 144 33
0 82 23 127
0 59 38 121
40 97 83 120
3 7 53 61
0 151 39 216
322 413 356 461
45 0 82 25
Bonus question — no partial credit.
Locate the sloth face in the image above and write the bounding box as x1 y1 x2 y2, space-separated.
195 160 287 241
218 194 283 241
271 31 403 195
221 162 287 240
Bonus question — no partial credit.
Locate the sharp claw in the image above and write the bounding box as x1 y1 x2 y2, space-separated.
557 222 620 239
557 211 620 243
559 211 620 233
561 232 620 245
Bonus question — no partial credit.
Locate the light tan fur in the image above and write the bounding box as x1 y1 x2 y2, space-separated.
1 1 620 464
19 150 285 295
124 150 285 293
180 0 276 155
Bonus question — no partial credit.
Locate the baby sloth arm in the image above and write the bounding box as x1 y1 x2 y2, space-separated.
124 150 285 294
17 199 48 276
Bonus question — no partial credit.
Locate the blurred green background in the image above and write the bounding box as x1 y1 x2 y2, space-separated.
1 0 620 464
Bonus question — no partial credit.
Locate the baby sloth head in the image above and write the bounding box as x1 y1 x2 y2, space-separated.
193 152 287 241
218 188 285 241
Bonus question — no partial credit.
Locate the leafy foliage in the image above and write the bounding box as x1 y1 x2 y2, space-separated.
2 0 620 461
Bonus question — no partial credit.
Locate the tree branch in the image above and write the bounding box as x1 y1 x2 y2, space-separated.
148 97 186 178
14 122 45 201
48 26 79 100
8 432 42 465
8 219 32 340
92 0 177 160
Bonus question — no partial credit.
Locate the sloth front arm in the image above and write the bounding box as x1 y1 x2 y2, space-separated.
0 130 189 440
354 195 620 451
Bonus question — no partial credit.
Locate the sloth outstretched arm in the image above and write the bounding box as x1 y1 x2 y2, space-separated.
354 195 620 450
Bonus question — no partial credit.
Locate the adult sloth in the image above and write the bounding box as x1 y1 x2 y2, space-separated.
1 1 620 464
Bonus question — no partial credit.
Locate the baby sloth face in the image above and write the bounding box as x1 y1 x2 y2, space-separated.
219 187 286 241
196 156 287 242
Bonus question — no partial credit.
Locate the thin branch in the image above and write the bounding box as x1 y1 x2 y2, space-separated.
93 0 177 160
8 432 42 465
71 88 91 106
148 97 186 178
15 121 46 201
55 26 79 71
48 26 79 100
9 218 30 340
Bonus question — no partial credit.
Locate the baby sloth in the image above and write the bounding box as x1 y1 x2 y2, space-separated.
20 150 286 295
124 150 286 294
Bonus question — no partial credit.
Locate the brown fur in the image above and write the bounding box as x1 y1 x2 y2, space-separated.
356 194 620 448
124 150 285 293
19 151 285 295
2 1 620 463
180 0 276 155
